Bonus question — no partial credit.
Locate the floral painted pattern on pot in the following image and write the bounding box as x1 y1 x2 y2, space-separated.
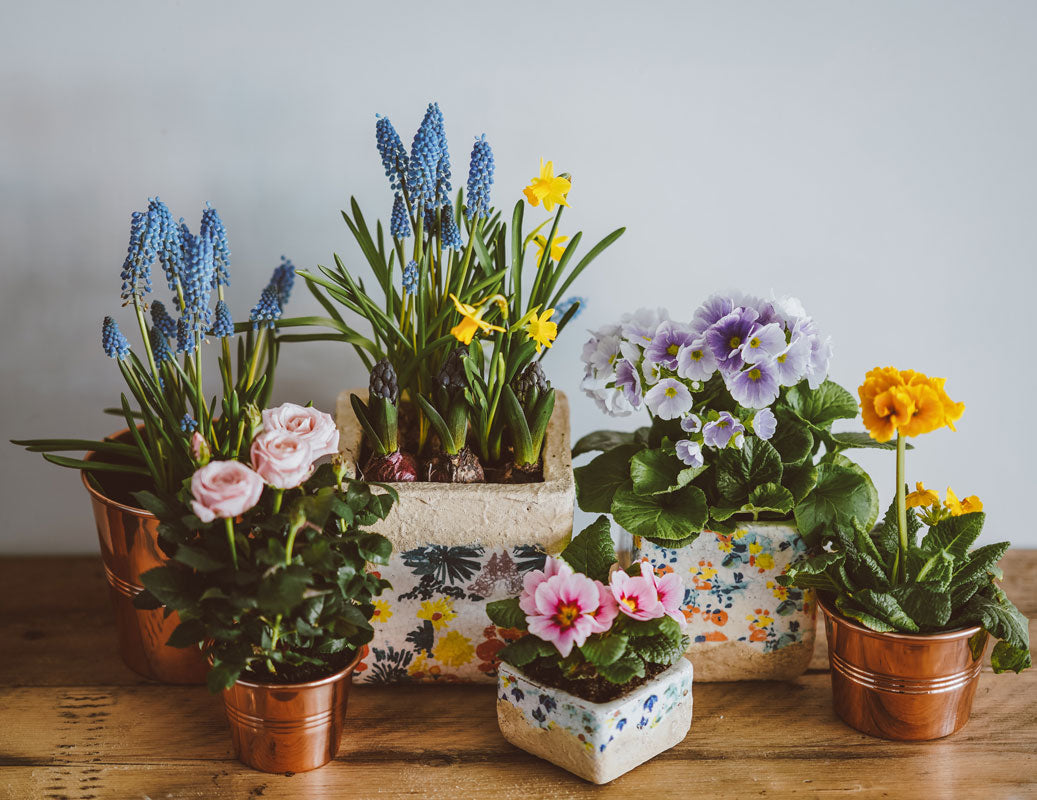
356 544 548 684
632 521 817 681
496 660 694 784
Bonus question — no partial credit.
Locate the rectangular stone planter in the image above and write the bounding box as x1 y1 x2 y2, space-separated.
497 659 694 784
337 390 574 684
632 521 816 681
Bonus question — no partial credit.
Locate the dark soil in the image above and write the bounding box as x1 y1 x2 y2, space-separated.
522 659 669 703
238 649 355 685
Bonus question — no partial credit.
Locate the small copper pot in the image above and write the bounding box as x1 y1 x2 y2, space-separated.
221 647 366 773
819 594 988 740
83 439 207 684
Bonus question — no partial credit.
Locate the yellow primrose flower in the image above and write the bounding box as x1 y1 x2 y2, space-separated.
417 598 457 631
432 630 475 667
945 487 983 516
858 367 964 442
906 481 940 509
533 234 569 262
449 293 505 345
525 307 558 353
523 159 571 211
371 599 393 622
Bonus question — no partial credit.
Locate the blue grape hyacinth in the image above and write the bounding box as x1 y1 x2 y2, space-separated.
390 194 411 239
150 300 177 338
176 316 196 355
180 414 198 433
465 134 494 220
250 286 282 330
209 300 234 338
271 257 295 306
402 260 419 295
407 103 443 209
439 200 464 250
200 203 231 288
119 208 156 303
149 198 182 293
180 226 215 330
149 324 173 364
102 316 131 360
376 114 409 193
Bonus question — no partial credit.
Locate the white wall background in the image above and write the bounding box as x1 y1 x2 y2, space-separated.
2 1 1034 554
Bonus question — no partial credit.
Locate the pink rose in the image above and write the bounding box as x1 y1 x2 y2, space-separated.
261 402 339 460
250 430 313 489
190 461 264 523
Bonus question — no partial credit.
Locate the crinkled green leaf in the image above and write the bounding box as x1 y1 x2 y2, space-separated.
794 463 878 542
486 597 527 630
921 512 984 562
835 595 898 632
499 634 556 667
782 462 818 503
596 653 646 684
770 415 813 465
746 482 794 516
853 589 919 632
612 484 708 541
579 632 629 667
716 438 782 504
785 380 858 430
574 444 641 513
560 516 617 582
572 429 648 457
630 449 697 495
778 550 843 590
890 583 952 629
958 591 1031 674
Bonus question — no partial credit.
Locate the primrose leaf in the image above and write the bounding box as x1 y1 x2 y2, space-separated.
958 591 1031 674
560 516 617 582
745 483 794 516
770 414 813 465
853 589 920 633
921 512 985 562
575 444 642 513
716 438 783 504
785 379 858 430
794 462 877 543
890 583 952 629
499 635 555 667
630 449 699 495
486 597 527 630
580 633 629 668
612 484 707 542
596 654 646 684
572 429 648 458
835 595 898 633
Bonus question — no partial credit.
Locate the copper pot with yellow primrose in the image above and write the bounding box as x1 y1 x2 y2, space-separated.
819 595 988 741
222 647 366 773
83 442 207 684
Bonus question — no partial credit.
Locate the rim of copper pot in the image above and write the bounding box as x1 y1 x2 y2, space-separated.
228 645 368 691
818 593 982 642
81 427 154 517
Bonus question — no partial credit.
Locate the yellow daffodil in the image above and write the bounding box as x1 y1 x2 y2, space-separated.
525 307 558 353
858 367 964 442
523 159 571 211
533 234 569 262
945 487 983 516
448 293 505 345
905 481 940 509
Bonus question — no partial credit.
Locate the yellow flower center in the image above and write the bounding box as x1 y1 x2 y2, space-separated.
729 336 741 348
691 350 703 361
749 368 762 381
749 337 761 348
667 344 680 356
664 386 678 398
622 597 638 612
717 419 729 429
777 353 787 363
554 603 581 629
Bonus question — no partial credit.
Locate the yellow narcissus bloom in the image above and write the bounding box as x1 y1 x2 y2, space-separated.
905 481 940 509
945 487 983 516
448 293 505 345
523 159 571 211
525 307 558 353
533 234 569 262
858 367 965 442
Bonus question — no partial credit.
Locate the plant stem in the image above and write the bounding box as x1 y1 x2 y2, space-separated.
245 327 267 390
272 489 284 515
223 517 238 569
132 295 160 379
896 433 908 584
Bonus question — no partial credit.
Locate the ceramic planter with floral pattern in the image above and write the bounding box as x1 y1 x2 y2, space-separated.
496 659 694 784
632 521 816 680
339 390 575 684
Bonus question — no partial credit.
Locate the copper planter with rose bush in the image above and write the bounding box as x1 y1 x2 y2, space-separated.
819 594 988 740
83 441 207 684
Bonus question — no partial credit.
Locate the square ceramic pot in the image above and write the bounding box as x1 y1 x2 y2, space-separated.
337 390 574 683
631 521 816 681
496 659 694 784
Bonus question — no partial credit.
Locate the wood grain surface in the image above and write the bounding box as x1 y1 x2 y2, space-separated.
1 553 1034 799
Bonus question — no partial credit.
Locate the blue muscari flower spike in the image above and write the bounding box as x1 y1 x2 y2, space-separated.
402 260 419 295
376 115 409 193
209 300 234 338
250 286 282 330
148 198 182 293
150 300 177 338
102 316 131 360
149 324 173 364
390 193 411 239
406 103 442 209
465 134 494 220
440 200 463 250
200 203 230 288
179 225 215 331
429 103 451 207
180 414 198 433
270 257 295 307
176 316 196 355
555 296 585 320
119 205 159 303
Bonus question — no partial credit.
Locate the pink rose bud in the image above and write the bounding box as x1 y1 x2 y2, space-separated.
190 461 264 523
250 430 313 489
261 402 340 460
190 432 211 466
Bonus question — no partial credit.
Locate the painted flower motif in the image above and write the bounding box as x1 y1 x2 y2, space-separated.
644 378 693 420
702 411 745 449
739 323 786 364
729 359 780 409
533 234 568 262
644 321 696 370
614 358 644 409
433 631 475 667
906 481 940 509
525 307 558 353
751 408 777 440
675 339 717 381
675 439 704 468
417 598 457 631
371 599 393 622
519 556 574 616
448 293 506 345
522 159 571 211
609 570 664 622
526 571 603 657
639 561 688 629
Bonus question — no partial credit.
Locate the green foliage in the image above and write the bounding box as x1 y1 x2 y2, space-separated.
487 518 690 687
573 377 878 547
135 465 397 692
781 501 1031 674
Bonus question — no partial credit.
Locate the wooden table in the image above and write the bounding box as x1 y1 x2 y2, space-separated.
1 553 1034 800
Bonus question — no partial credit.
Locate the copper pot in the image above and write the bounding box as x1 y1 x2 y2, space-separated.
819 594 988 740
221 647 366 773
83 439 207 684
